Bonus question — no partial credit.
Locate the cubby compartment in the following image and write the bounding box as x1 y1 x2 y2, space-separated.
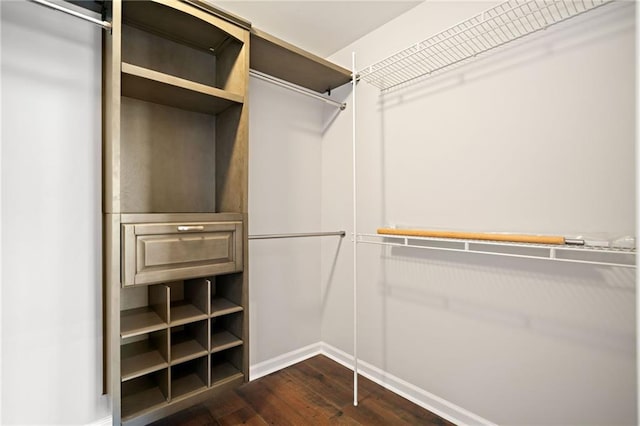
210 276 243 318
210 311 243 353
210 346 243 387
121 330 169 381
171 356 209 401
120 98 217 214
120 285 170 339
121 369 169 420
170 320 209 366
169 280 209 326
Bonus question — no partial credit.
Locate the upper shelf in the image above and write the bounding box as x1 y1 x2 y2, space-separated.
358 0 612 91
250 28 352 94
121 62 243 115
123 0 246 51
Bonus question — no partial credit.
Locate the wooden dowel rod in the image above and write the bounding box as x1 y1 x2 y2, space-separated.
377 228 566 245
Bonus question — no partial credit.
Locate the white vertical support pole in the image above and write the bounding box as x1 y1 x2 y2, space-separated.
352 51 359 407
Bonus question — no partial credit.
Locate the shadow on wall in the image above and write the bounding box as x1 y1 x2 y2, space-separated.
321 236 344 312
376 1 635 107
378 245 635 358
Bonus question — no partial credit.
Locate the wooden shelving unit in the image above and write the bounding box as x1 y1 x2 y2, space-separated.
104 1 250 424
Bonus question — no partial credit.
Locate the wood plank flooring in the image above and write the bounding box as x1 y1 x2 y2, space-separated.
149 355 453 425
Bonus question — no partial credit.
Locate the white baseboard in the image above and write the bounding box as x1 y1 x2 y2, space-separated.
249 342 322 381
86 415 112 426
320 343 496 426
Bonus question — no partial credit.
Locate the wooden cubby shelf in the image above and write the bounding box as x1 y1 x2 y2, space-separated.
121 371 169 421
121 307 167 339
171 357 208 401
170 321 209 366
121 63 243 115
211 361 243 386
170 302 208 327
121 331 169 381
210 297 243 317
210 330 243 353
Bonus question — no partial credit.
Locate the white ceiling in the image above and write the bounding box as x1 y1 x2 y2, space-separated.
211 1 423 57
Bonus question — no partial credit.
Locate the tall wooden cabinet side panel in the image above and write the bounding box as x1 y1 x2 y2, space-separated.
104 1 250 424
215 29 250 381
103 1 122 425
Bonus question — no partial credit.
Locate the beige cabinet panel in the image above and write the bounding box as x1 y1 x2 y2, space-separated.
123 221 243 286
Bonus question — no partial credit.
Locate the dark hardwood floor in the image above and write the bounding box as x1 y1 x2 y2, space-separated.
149 355 453 425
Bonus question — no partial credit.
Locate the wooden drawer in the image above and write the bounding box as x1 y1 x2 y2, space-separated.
122 221 243 286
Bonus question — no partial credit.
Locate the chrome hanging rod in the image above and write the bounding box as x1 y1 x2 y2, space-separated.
249 231 346 240
249 69 346 110
27 0 112 30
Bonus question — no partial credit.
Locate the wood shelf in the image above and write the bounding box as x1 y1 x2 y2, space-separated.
121 374 168 421
170 302 208 327
121 62 243 115
250 28 351 94
211 361 243 386
211 297 243 317
171 373 208 400
211 330 243 353
123 0 245 50
121 307 167 339
121 340 169 382
171 329 208 366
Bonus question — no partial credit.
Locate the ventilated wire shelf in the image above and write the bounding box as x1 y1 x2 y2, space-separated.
357 0 612 91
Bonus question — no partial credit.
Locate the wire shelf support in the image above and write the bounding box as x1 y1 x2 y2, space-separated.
357 0 612 91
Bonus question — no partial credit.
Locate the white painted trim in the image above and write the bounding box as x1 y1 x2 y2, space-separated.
249 342 322 381
86 415 112 426
320 343 497 426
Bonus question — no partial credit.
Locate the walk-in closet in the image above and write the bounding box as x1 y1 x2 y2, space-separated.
1 0 636 425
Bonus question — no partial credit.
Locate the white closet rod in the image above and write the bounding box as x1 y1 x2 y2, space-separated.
27 0 112 30
249 69 346 110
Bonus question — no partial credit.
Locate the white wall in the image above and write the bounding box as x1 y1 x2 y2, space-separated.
323 1 636 425
1 1 109 424
248 77 327 366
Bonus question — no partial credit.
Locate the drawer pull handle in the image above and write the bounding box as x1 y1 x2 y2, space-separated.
177 225 204 232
